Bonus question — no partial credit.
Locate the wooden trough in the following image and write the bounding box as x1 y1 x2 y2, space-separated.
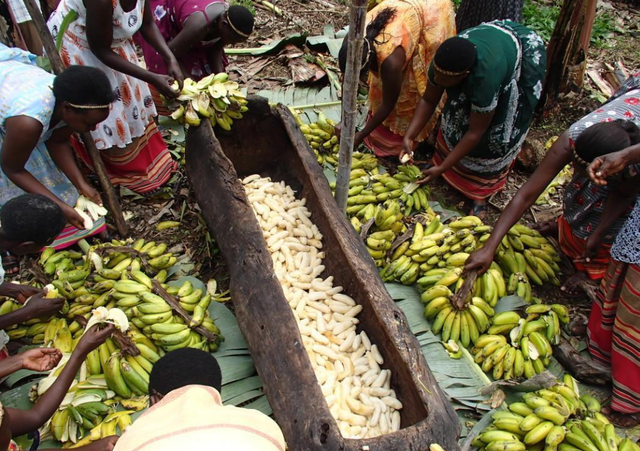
185 96 460 451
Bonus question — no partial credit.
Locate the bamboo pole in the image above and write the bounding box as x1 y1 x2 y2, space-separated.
23 0 128 236
334 0 367 212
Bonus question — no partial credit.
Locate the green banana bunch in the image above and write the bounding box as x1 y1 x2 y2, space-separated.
497 224 563 291
475 375 632 451
300 112 341 165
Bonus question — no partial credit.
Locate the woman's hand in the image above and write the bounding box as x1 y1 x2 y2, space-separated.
83 436 120 451
22 292 66 320
580 232 603 263
399 139 414 164
63 204 87 230
74 324 115 357
354 131 365 150
417 165 443 185
3 283 42 303
79 184 102 206
19 348 63 372
151 73 180 100
166 57 184 92
587 151 629 186
464 246 494 275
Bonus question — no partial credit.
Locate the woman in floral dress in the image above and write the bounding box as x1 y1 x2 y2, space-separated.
48 0 183 194
401 21 546 217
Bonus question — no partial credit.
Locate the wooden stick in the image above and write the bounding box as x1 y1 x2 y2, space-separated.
151 280 218 343
23 0 128 237
73 315 140 356
452 269 478 310
334 0 367 212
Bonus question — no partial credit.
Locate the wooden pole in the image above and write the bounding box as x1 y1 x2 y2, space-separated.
23 0 128 237
334 0 367 212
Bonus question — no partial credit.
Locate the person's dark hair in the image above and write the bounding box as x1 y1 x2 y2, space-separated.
149 348 223 396
338 7 396 74
53 66 116 108
433 37 477 74
227 5 255 37
0 194 66 244
574 120 640 164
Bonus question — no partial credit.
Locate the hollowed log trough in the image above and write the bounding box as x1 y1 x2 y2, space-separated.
185 96 460 451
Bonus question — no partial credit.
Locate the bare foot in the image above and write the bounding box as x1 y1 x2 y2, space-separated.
530 219 559 238
601 406 640 428
561 272 590 298
569 316 587 336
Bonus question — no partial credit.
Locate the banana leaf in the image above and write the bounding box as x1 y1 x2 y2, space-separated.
256 85 369 126
384 283 493 440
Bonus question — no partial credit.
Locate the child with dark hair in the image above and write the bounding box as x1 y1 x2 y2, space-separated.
138 0 255 90
337 0 455 158
0 45 115 274
48 0 183 195
402 21 546 218
465 79 640 297
114 348 285 451
584 139 640 427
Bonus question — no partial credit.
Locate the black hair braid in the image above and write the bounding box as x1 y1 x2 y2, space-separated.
338 7 397 74
574 120 640 164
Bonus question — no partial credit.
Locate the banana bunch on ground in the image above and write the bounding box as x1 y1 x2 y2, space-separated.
34 338 148 447
338 164 432 220
471 304 569 380
381 215 496 286
359 200 406 266
473 375 638 451
495 224 562 292
300 112 340 166
123 279 223 353
417 263 503 348
167 74 248 129
37 239 223 351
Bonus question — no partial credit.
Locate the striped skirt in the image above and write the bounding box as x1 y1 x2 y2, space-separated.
363 121 412 158
432 130 514 201
558 215 611 280
587 261 640 414
72 120 177 195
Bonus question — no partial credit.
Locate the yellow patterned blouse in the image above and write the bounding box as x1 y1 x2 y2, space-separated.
367 0 455 141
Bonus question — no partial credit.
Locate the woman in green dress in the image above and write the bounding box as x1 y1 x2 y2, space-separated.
401 21 546 218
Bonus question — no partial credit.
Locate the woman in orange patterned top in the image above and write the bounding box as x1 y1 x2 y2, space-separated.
48 0 184 194
338 0 455 158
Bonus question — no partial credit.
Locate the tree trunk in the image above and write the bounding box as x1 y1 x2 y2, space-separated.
335 0 367 212
537 0 598 115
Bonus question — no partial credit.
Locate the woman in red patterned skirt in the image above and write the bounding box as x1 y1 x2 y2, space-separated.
48 0 184 194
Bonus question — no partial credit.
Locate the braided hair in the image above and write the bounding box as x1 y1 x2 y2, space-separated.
574 120 640 166
338 7 397 74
